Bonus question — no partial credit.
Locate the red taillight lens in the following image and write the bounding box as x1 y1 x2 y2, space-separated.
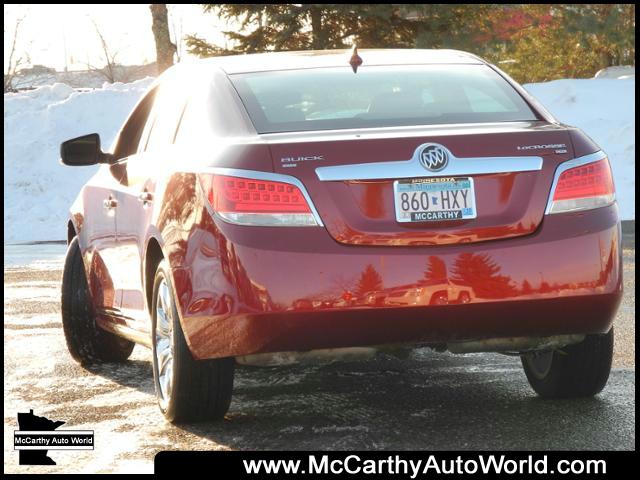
210 175 311 213
199 174 319 226
553 159 614 201
548 158 615 214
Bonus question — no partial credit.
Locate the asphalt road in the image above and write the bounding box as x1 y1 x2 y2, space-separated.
3 235 635 473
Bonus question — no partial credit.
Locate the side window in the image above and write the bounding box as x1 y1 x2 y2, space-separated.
141 84 187 153
173 97 198 145
111 87 158 160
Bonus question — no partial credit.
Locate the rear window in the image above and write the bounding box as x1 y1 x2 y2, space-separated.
229 65 538 134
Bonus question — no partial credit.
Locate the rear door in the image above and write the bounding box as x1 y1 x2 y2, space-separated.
114 80 187 327
96 85 157 328
78 166 121 314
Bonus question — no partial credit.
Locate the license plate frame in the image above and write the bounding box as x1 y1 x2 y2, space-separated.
393 177 477 223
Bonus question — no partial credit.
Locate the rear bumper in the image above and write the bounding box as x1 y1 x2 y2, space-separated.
173 204 622 360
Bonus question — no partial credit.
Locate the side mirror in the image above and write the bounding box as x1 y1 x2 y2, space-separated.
60 133 113 166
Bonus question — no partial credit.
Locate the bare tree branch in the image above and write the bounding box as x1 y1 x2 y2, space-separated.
4 16 25 92
88 18 119 83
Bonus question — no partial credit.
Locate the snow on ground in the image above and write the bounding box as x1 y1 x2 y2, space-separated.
4 244 67 269
3 74 636 244
4 78 154 244
594 65 635 79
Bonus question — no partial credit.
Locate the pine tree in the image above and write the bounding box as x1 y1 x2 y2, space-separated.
451 253 517 299
186 4 498 56
185 4 635 83
356 264 383 296
424 256 447 283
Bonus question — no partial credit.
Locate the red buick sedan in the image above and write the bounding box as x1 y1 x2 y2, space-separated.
60 49 622 422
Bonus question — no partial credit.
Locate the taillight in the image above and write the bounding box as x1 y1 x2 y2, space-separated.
547 157 615 214
198 173 320 226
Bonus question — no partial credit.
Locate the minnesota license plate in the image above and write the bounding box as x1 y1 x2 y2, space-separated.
393 177 477 223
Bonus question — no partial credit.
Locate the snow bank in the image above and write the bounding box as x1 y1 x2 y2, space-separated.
4 78 154 243
594 65 635 79
3 75 635 243
524 77 635 220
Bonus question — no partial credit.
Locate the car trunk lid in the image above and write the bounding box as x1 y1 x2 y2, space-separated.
266 122 574 246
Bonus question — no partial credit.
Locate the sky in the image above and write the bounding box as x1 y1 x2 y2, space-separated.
4 4 231 72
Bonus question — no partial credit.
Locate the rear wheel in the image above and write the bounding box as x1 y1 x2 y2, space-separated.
151 260 235 423
458 292 471 304
430 292 448 305
61 237 134 364
521 329 614 398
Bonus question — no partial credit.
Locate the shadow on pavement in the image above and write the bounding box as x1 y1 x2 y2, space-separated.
163 353 629 450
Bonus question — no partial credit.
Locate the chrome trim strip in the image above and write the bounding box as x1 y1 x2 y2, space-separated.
203 167 324 226
260 121 546 144
315 143 543 181
544 150 610 214
215 211 318 227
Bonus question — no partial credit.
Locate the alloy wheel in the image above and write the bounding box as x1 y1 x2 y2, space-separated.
155 277 174 410
524 350 554 380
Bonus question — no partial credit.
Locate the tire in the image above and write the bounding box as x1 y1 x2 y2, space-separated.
151 260 234 423
521 328 614 398
430 292 448 306
458 292 471 304
61 237 135 364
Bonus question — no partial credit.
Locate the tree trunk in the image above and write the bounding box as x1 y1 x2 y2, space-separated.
150 4 176 73
310 7 326 49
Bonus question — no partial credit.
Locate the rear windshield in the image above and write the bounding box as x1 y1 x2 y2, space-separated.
229 64 538 134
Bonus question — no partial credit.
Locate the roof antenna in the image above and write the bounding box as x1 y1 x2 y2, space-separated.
349 45 363 73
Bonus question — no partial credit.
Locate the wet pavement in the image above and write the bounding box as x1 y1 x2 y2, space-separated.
3 239 635 472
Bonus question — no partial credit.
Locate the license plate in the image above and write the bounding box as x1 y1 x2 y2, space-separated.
393 177 477 223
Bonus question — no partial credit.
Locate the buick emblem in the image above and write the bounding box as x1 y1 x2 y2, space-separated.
419 144 449 172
